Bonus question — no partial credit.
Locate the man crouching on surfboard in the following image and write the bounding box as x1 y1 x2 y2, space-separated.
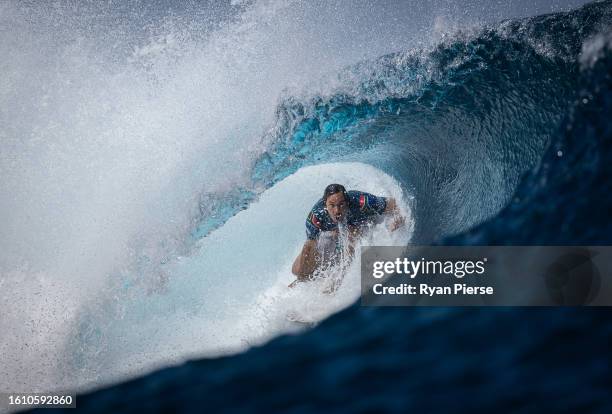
291 183 405 283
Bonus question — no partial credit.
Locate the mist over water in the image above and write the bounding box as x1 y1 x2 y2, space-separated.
0 0 594 400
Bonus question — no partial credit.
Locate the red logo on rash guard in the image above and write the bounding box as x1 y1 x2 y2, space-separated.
310 212 321 228
359 194 366 210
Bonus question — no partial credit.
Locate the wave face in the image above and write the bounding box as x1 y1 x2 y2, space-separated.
446 23 612 245
74 2 612 413
1 0 612 407
210 0 607 242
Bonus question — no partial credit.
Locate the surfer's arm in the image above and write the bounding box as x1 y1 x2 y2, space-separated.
292 239 319 280
384 198 405 231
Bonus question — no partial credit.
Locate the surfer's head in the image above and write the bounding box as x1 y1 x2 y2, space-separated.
323 184 348 223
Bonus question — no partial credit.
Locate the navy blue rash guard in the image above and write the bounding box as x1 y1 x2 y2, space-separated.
305 191 387 240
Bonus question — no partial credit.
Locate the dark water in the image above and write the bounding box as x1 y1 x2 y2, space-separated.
38 1 612 412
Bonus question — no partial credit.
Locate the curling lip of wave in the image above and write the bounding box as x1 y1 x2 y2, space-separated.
196 0 611 243
66 11 612 412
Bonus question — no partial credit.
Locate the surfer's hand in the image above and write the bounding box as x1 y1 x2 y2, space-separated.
388 214 405 231
384 198 404 231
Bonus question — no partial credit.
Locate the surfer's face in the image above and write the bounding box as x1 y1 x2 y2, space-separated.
325 192 347 223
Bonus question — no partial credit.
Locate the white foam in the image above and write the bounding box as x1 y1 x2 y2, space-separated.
1 0 566 402
1 0 425 399
70 162 413 391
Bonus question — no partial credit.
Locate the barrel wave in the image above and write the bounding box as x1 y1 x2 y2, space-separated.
199 0 607 243
1 1 612 412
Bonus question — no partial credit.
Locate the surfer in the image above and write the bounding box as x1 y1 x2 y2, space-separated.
291 184 405 282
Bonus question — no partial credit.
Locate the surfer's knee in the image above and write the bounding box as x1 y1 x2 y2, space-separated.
291 259 303 277
292 266 312 281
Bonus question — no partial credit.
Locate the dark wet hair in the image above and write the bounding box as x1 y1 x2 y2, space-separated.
323 184 348 203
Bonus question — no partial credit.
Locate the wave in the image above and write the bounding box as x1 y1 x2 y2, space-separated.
67 3 612 413
447 25 612 245
197 0 611 243
1 0 611 405
64 162 412 388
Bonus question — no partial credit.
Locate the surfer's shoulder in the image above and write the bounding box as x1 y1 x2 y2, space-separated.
347 190 387 214
346 190 363 205
309 198 326 217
